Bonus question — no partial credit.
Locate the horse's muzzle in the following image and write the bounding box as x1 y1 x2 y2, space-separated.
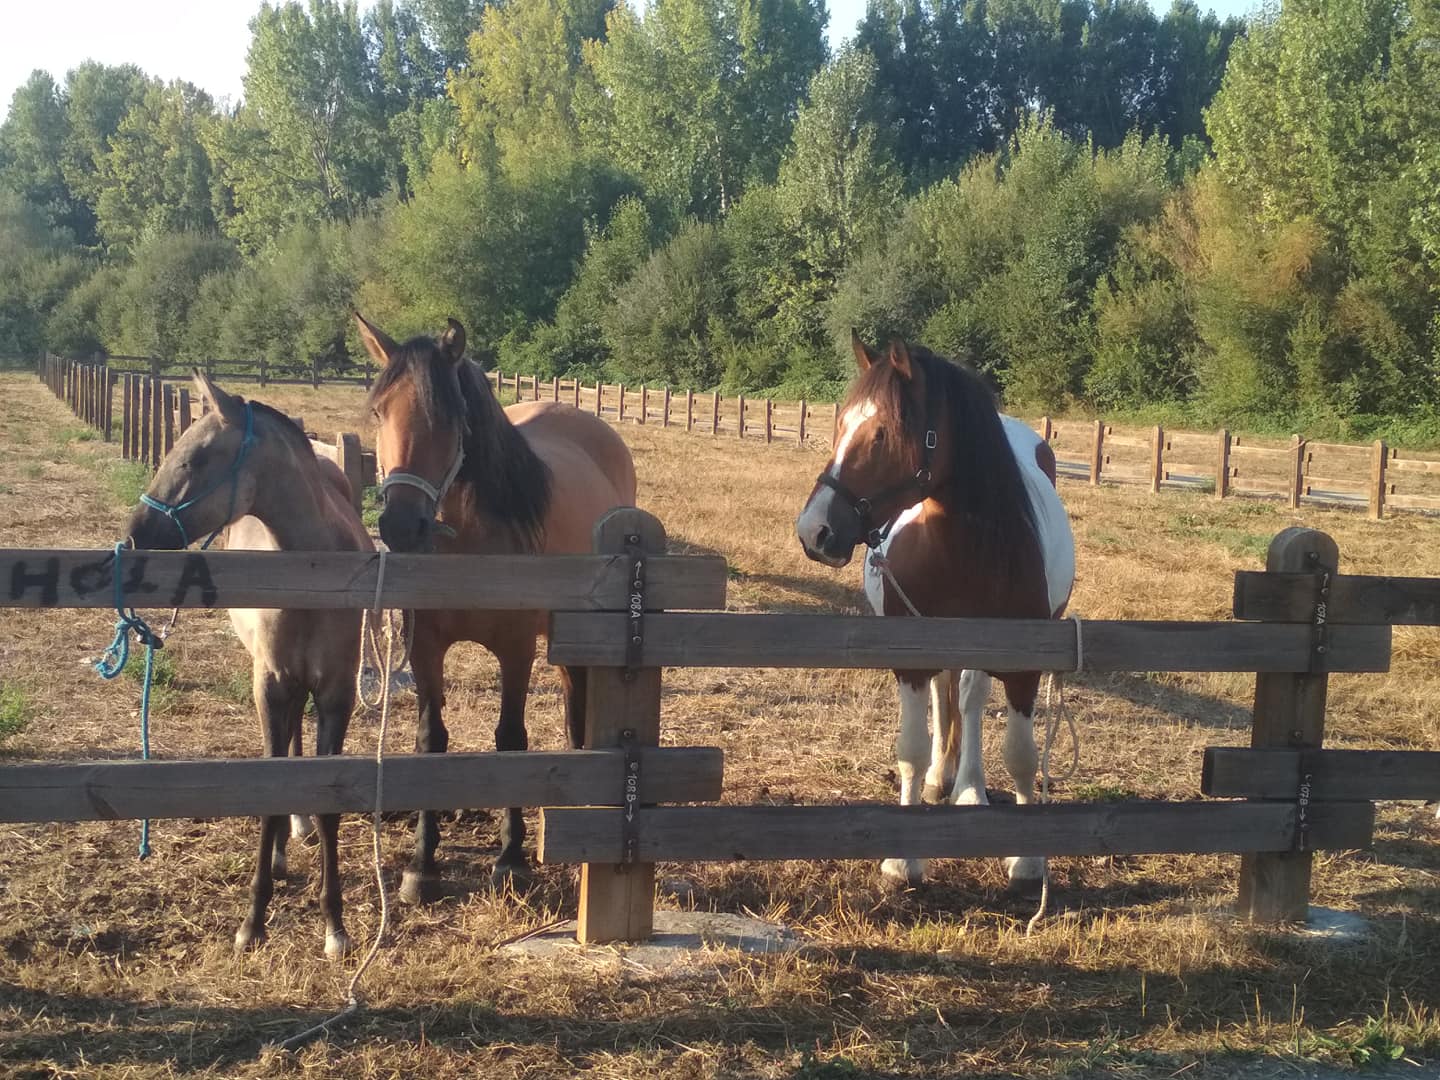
378 504 434 553
125 505 185 551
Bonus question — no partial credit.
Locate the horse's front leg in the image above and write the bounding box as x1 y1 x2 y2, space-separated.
400 628 449 905
950 670 992 806
288 723 316 845
313 677 355 958
492 632 538 889
999 672 1045 893
881 671 934 888
922 671 959 804
237 669 304 952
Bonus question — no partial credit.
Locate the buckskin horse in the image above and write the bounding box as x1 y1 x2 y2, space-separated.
127 373 371 957
355 314 637 901
796 335 1075 890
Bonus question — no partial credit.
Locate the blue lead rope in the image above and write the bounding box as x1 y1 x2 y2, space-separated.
95 541 163 859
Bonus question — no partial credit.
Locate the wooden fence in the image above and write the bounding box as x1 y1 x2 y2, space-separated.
36 354 1440 520
1 518 1436 943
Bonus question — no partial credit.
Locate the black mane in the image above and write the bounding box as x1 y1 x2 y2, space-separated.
858 346 1039 569
367 339 552 550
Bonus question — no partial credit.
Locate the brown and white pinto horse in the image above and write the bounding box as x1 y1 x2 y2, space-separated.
356 314 637 900
127 374 372 958
796 335 1075 890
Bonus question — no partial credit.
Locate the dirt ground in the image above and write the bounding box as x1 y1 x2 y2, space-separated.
0 373 1436 1079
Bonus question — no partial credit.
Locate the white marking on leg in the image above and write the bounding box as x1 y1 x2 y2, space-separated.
951 670 991 806
1002 703 1045 883
291 814 315 840
882 676 931 886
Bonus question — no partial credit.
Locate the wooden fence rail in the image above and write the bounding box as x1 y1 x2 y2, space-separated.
34 354 1440 521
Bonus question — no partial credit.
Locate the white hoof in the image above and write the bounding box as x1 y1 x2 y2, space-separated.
952 785 988 806
291 814 316 841
1005 855 1046 888
234 923 264 953
881 858 927 888
325 930 352 960
399 868 437 905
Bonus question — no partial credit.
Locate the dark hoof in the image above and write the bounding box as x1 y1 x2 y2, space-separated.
399 868 441 905
490 861 536 894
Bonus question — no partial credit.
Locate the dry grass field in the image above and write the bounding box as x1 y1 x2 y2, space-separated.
0 372 1437 1079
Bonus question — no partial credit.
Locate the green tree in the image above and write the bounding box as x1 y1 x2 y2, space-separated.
585 0 827 218
99 231 240 359
93 82 219 252
0 73 85 240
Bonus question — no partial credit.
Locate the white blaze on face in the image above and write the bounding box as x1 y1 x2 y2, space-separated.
797 397 878 548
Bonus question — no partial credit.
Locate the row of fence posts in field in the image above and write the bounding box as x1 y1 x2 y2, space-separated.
1 513 1437 945
38 353 1438 521
38 354 376 511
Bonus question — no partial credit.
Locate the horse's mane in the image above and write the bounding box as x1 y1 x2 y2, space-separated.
247 400 314 455
367 341 552 550
858 346 1039 569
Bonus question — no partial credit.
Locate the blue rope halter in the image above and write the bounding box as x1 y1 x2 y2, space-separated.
139 402 257 550
95 541 165 859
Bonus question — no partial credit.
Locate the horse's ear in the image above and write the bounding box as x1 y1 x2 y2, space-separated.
851 330 879 372
887 340 913 381
438 318 466 366
354 312 398 367
191 368 245 427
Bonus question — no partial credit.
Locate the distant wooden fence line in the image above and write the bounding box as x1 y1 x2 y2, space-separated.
2 519 1437 945
36 354 1440 520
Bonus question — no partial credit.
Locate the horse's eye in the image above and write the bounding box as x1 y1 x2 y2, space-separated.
873 428 887 444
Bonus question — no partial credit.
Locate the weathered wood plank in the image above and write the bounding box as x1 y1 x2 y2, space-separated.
547 613 1391 673
0 549 728 612
0 748 723 823
1382 492 1440 511
538 801 1373 864
1202 748 1440 802
1234 570 1440 626
1383 454 1440 473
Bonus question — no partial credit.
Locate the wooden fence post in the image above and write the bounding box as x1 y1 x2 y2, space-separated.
662 387 671 428
1041 415 1053 443
737 395 745 440
1090 420 1105 485
337 432 364 514
618 385 626 423
312 356 321 390
1217 428 1231 500
104 369 115 442
1237 527 1339 923
121 375 134 460
178 387 192 435
1368 440 1387 521
1289 435 1305 510
640 385 648 424
363 355 372 390
576 508 666 944
764 399 773 443
595 382 603 417
798 400 807 445
573 379 581 409
259 356 268 387
162 384 176 455
686 389 694 433
712 392 720 436
553 376 560 403
1150 425 1164 493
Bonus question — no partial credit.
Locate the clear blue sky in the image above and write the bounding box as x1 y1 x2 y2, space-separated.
2 0 1262 119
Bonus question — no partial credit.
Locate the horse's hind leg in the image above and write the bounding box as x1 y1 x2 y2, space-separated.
999 672 1044 893
313 679 355 959
492 635 538 889
558 665 587 750
401 632 449 905
881 671 934 888
237 669 304 952
922 672 959 804
287 724 317 845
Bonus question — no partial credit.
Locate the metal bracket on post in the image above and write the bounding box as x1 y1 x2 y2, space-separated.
623 533 646 682
1309 560 1331 674
620 726 641 867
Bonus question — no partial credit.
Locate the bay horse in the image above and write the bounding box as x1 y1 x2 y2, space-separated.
126 373 372 958
354 313 637 901
796 335 1076 890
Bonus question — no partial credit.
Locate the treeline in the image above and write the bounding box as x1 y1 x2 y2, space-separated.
2 0 1438 439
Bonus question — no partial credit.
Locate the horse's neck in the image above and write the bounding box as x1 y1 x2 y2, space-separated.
245 429 346 551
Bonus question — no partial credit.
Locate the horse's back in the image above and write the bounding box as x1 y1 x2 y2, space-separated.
999 415 1074 617
507 401 638 553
